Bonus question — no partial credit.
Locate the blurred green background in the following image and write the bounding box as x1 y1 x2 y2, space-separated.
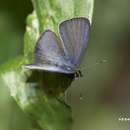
0 0 130 130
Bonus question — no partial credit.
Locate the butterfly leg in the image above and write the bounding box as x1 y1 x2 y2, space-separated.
74 70 83 79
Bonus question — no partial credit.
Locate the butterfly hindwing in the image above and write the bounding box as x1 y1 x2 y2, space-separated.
25 30 76 73
35 30 67 66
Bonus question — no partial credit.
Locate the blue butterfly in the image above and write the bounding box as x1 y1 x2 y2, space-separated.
25 17 90 77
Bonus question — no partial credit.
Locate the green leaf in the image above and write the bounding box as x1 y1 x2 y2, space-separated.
0 57 73 130
0 0 94 130
31 0 94 33
24 12 39 58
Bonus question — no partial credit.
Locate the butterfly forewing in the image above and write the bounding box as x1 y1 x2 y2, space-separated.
59 18 90 68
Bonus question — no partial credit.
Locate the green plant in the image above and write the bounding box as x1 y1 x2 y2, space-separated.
0 0 94 130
